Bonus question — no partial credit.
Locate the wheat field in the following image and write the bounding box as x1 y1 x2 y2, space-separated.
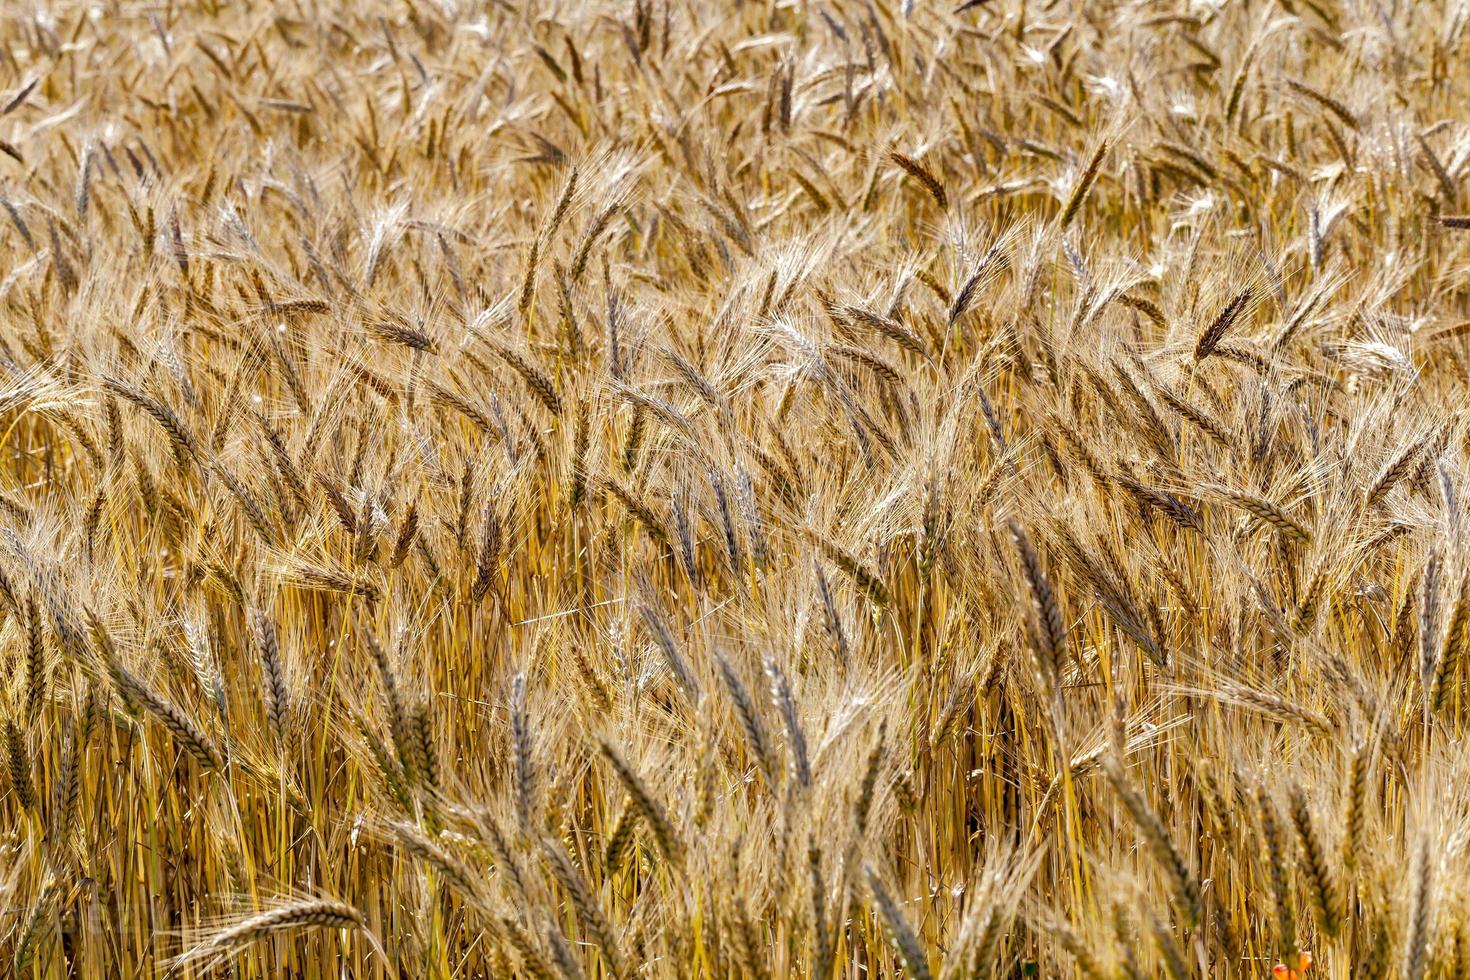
3 0 1470 976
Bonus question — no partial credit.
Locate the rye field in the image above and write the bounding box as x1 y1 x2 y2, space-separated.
2 0 1470 977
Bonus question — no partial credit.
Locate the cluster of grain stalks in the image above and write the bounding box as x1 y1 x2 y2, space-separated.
6 0 1470 976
